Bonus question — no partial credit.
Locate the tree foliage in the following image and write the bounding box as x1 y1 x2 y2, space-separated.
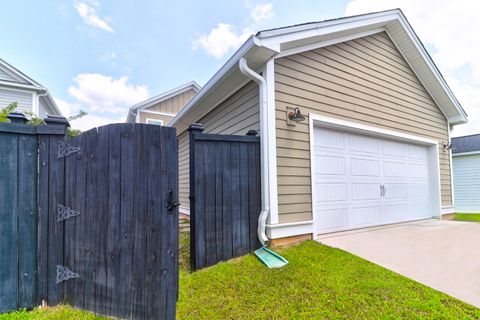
0 102 18 122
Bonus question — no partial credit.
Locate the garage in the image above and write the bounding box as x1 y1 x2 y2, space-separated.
312 118 442 234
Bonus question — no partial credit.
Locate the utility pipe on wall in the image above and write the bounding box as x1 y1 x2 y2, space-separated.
239 57 269 245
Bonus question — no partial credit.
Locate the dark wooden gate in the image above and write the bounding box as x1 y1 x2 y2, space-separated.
38 122 179 319
189 123 261 270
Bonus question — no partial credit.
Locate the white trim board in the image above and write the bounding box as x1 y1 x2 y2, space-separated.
146 118 163 125
452 151 480 157
309 113 442 239
266 220 314 239
139 109 176 117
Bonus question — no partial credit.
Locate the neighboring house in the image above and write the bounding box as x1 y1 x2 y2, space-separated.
170 9 467 244
126 81 200 126
452 134 480 213
0 58 61 117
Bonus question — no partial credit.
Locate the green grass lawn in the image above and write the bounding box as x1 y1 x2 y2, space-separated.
5 231 480 319
454 213 480 222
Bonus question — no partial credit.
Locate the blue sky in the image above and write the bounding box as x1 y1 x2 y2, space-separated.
0 0 478 136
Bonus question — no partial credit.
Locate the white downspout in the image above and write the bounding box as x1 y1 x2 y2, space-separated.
239 57 269 245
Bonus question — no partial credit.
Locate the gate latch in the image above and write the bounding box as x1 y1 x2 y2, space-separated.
57 204 80 222
56 265 79 284
166 189 180 213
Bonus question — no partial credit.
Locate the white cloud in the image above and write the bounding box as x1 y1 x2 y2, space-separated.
54 98 78 118
345 0 480 136
193 2 273 59
193 23 253 59
74 1 114 32
69 114 125 131
251 3 273 22
68 73 148 115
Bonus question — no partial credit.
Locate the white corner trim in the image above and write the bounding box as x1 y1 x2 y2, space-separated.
308 114 318 239
310 114 439 145
448 124 455 207
32 91 39 115
139 109 176 117
276 28 385 58
452 151 480 157
264 59 279 225
266 220 314 239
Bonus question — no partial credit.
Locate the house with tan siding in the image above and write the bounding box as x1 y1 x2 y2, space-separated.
170 10 468 244
126 81 200 125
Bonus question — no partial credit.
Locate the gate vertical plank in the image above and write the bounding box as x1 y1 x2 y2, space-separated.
193 140 206 269
37 134 49 304
164 126 178 320
17 134 38 308
239 143 249 253
221 143 233 261
105 124 121 317
83 128 98 311
132 124 148 319
63 135 77 306
73 131 87 310
248 143 261 251
0 133 19 313
214 142 224 262
94 125 109 315
118 124 135 319
230 143 242 257
47 134 66 305
145 125 162 319
204 141 217 267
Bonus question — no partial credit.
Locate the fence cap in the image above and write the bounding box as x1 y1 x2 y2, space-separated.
246 130 258 136
44 115 70 127
188 123 204 132
7 112 28 124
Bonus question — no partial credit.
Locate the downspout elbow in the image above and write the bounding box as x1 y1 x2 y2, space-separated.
239 57 269 246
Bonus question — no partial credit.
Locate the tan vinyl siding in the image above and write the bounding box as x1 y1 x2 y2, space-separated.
139 112 173 125
177 81 260 212
275 32 451 224
148 89 196 114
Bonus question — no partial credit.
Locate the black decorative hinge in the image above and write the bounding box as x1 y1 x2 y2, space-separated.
56 265 79 284
166 189 180 213
57 141 80 159
57 204 80 222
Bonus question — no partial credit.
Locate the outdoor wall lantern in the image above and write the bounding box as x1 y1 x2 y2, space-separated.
286 106 306 126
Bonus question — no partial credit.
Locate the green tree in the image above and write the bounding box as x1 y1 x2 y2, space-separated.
0 102 18 122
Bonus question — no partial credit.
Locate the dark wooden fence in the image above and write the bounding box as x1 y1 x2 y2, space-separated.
189 124 261 270
0 115 179 320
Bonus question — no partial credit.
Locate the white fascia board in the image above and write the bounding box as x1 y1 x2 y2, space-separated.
139 109 176 117
0 58 42 87
169 36 276 129
40 92 62 116
0 80 44 91
452 151 480 157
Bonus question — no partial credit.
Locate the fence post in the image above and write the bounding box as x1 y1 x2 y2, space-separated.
188 123 204 270
7 112 28 124
37 115 70 306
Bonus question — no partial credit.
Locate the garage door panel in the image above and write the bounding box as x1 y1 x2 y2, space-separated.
384 203 410 222
350 134 379 154
352 183 381 201
351 158 380 176
384 183 408 199
408 163 428 178
316 183 347 202
316 208 348 230
383 161 407 177
351 205 382 226
409 201 430 219
314 155 346 175
382 140 407 158
408 144 428 159
314 127 345 150
409 183 429 199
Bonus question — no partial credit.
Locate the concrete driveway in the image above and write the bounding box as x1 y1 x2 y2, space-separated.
319 219 480 308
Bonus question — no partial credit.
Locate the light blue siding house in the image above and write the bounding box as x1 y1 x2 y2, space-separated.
452 134 480 213
0 58 61 117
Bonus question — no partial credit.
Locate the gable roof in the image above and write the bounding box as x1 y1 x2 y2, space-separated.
0 58 61 115
170 9 468 134
452 134 480 154
126 81 200 123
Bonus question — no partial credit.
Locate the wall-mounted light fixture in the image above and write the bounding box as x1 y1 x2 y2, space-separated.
286 106 306 126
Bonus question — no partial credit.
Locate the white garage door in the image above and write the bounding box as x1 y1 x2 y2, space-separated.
313 126 433 234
